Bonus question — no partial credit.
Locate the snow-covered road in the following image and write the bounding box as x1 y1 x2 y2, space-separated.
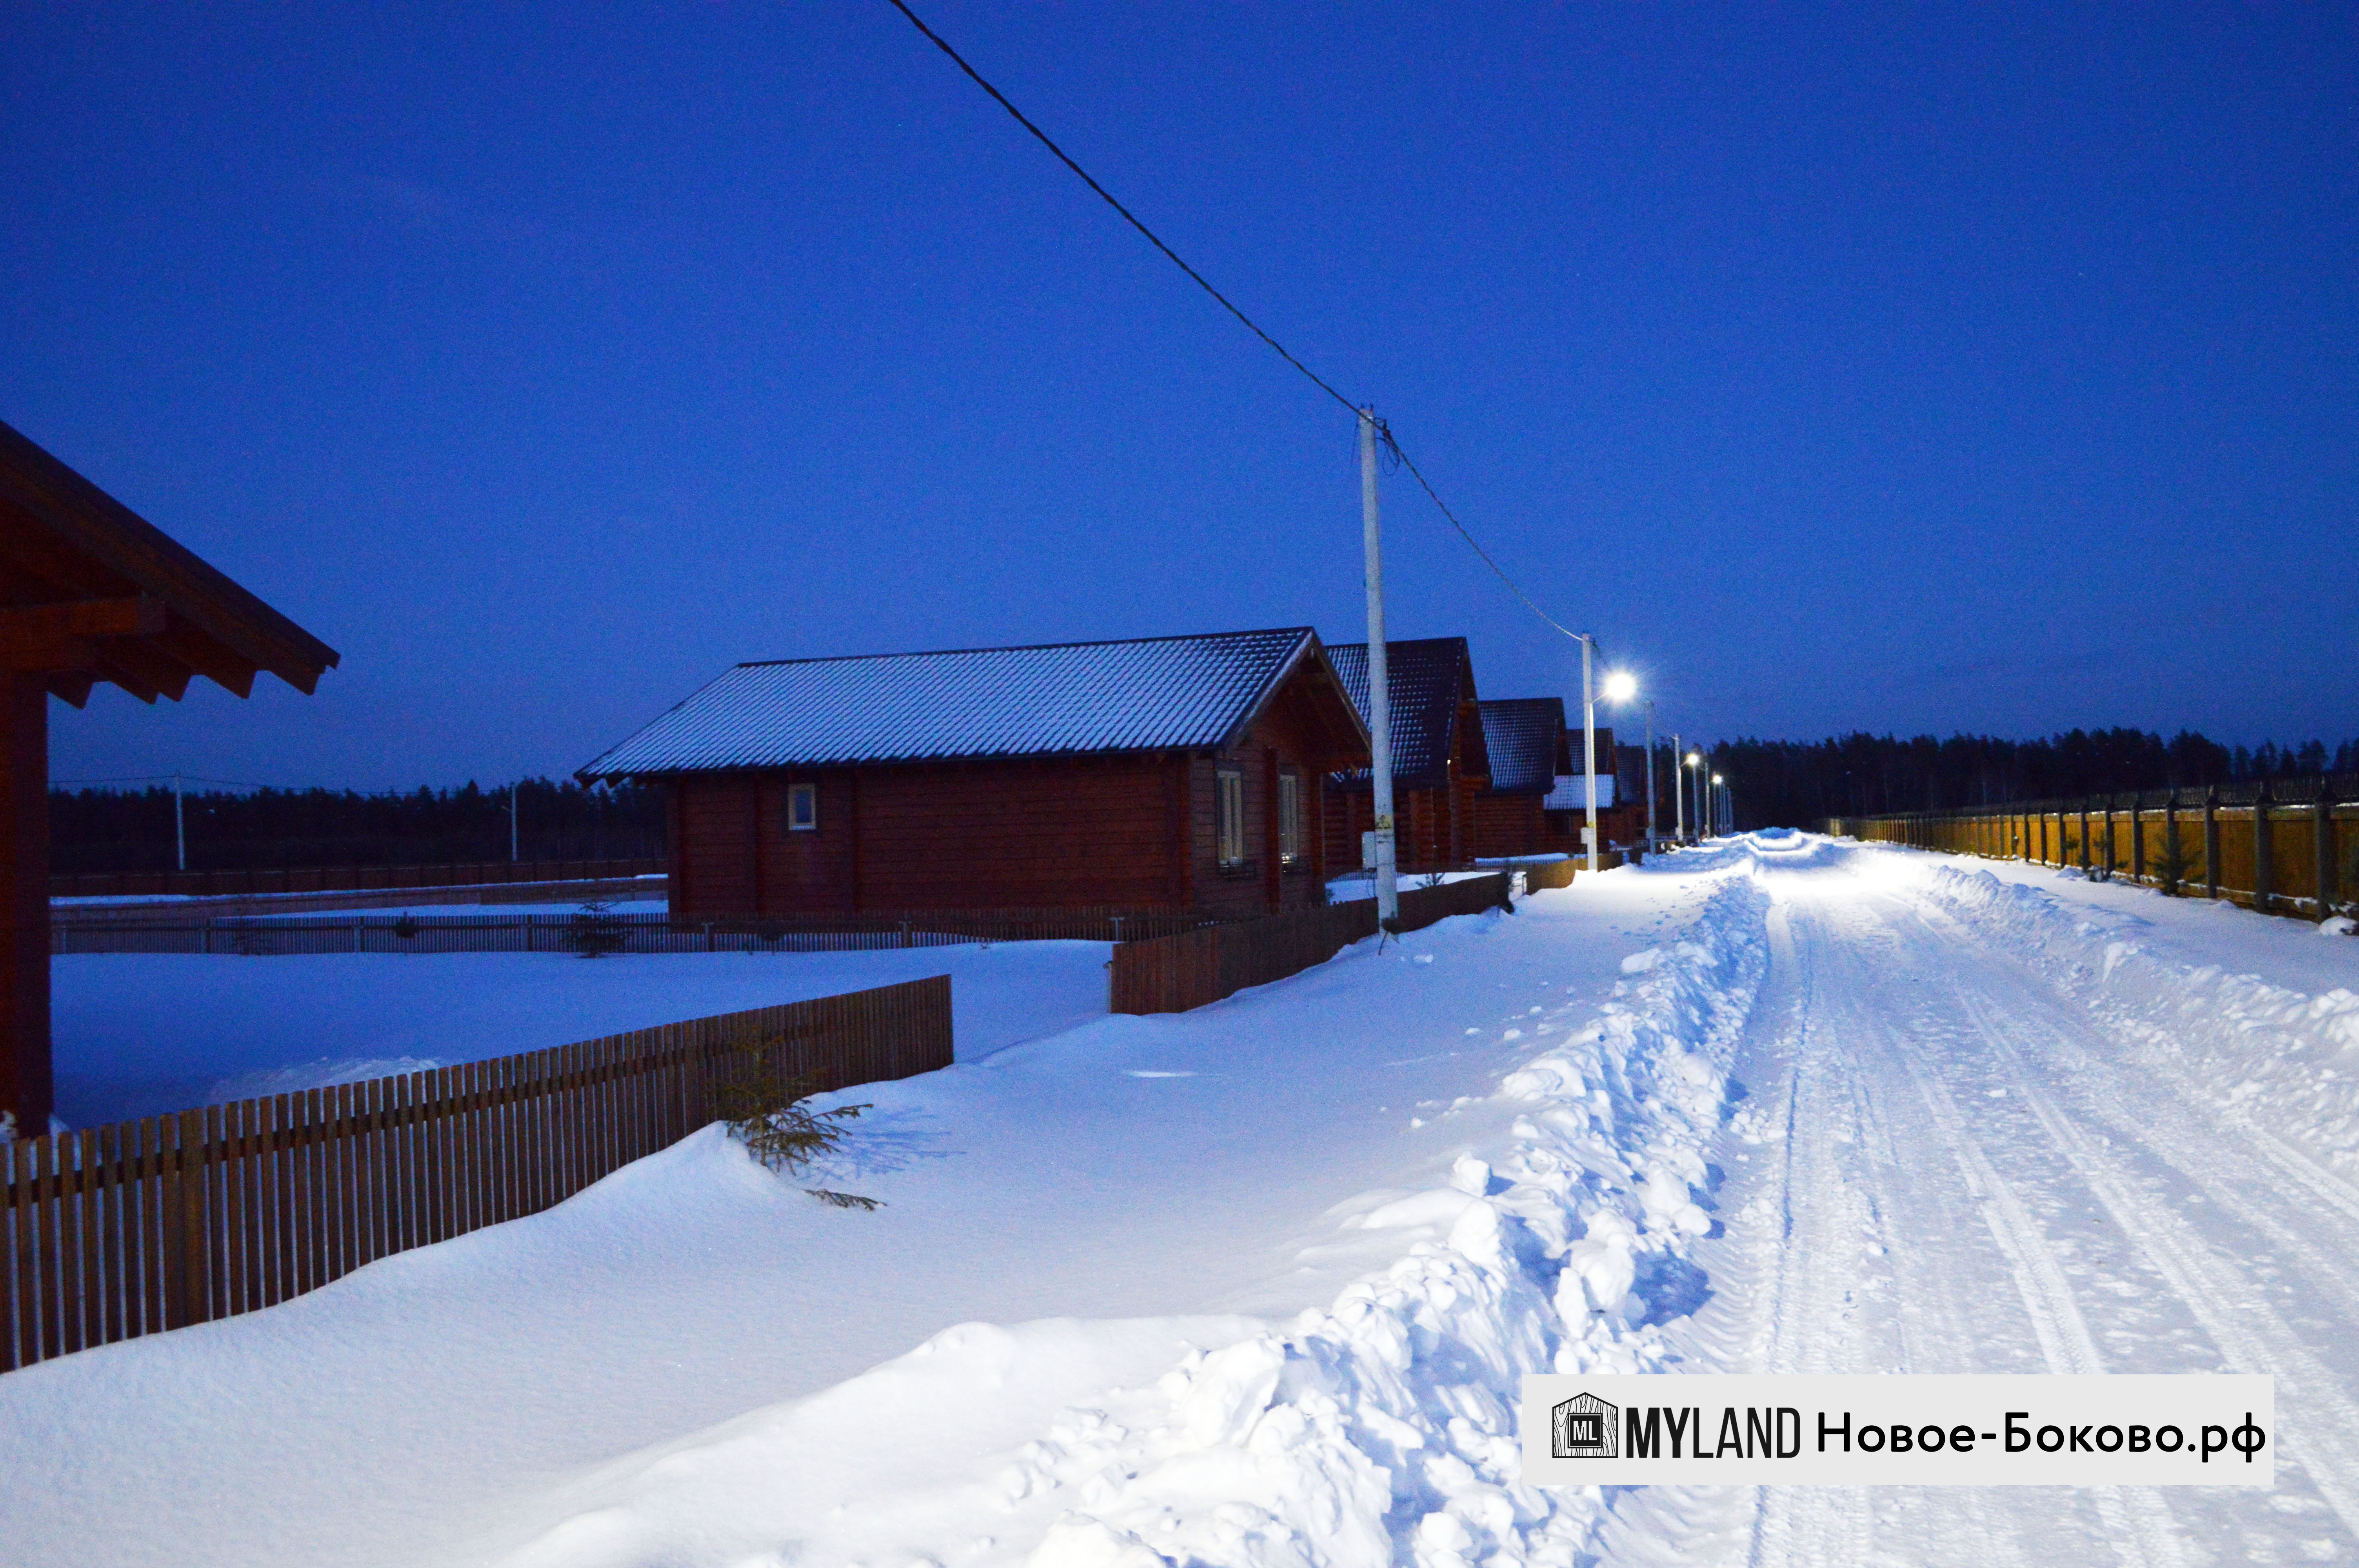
1607 843 2359 1566
7 835 2355 1567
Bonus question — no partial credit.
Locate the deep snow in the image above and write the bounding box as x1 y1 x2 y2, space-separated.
6 835 2357 1566
52 940 1113 1126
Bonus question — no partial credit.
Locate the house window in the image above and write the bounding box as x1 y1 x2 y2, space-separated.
787 782 818 832
1279 772 1303 866
1216 769 1245 867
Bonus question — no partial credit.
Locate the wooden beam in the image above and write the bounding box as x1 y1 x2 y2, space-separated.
0 674 51 1131
0 596 165 673
0 422 340 690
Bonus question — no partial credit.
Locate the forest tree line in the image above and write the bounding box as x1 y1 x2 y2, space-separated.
1693 730 2359 832
49 777 667 875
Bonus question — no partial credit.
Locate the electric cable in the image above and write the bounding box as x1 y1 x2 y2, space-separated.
880 0 1593 644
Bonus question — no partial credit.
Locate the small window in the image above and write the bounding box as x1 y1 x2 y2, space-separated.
1216 769 1245 867
787 782 818 832
1279 772 1302 866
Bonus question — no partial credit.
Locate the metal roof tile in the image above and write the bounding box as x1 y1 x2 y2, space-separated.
578 628 1320 776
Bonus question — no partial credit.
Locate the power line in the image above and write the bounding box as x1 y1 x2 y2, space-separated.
880 0 1589 644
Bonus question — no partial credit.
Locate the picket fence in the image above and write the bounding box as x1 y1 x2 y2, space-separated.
0 976 951 1374
1111 872 1518 1015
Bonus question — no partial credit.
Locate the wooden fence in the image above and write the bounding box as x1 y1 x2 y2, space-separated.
0 976 951 1374
1112 873 1515 1015
53 906 1221 957
1520 859 1580 892
49 857 667 902
51 875 667 926
1827 775 2357 917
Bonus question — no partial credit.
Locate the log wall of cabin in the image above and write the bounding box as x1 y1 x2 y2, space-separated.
665 662 1351 918
1470 791 1547 859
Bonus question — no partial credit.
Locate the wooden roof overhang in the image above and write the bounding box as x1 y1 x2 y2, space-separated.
1217 635 1370 766
0 420 340 706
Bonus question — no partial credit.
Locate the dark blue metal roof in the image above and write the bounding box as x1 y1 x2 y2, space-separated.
1479 699 1569 795
1324 638 1485 789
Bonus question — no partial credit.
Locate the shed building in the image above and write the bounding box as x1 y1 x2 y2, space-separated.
0 419 338 1131
1320 639 1491 874
577 628 1369 920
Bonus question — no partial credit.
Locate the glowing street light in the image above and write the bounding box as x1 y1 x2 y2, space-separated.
1592 668 1637 867
1685 750 1704 843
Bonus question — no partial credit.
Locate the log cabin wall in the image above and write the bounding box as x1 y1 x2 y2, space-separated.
666 669 1348 920
1470 791 1546 858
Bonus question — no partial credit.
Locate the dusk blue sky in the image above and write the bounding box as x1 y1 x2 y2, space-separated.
6 4 2352 791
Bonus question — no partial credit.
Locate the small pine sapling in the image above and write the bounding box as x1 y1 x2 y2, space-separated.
2150 836 2202 898
567 898 627 958
715 1059 882 1210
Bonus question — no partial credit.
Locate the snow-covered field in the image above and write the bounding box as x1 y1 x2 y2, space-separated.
7 835 2357 1566
52 940 1111 1126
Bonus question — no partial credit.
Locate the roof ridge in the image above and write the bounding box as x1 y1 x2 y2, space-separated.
734 626 1315 669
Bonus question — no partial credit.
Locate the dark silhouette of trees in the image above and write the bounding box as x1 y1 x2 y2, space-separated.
1708 730 2356 831
49 777 664 874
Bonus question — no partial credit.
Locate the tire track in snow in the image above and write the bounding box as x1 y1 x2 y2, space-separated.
1881 979 2188 1568
1951 985 2359 1540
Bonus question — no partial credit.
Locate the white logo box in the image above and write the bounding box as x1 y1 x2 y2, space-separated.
1520 1374 2273 1487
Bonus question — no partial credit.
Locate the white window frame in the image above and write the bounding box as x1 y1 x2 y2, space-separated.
1216 768 1245 867
1279 771 1302 866
787 782 818 832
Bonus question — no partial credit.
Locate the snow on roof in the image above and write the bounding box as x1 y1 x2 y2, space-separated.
1324 638 1481 789
578 627 1330 776
1478 699 1568 795
1544 773 1617 810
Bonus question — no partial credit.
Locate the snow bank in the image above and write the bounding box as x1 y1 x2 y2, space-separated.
1923 866 2359 1176
475 873 1759 1568
974 876 1768 1568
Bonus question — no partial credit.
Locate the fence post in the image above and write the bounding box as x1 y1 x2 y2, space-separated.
2101 799 2117 880
2253 785 2275 913
2203 792 2221 901
2163 796 2180 893
2315 786 2337 917
2130 797 2146 883
2078 800 2092 871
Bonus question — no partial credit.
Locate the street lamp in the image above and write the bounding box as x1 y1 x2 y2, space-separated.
1712 773 1726 838
1641 699 1657 854
1597 670 1637 861
1574 634 1606 875
1685 750 1703 843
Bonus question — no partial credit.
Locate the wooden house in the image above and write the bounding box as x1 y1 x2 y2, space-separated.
1319 639 1491 873
1470 698 1572 858
1542 725 1647 855
0 419 338 1131
577 628 1369 920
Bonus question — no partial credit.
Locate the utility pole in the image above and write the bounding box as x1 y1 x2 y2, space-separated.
1672 735 1685 846
1578 635 1600 875
510 781 520 863
173 772 185 873
1643 699 1657 855
1359 410 1398 931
